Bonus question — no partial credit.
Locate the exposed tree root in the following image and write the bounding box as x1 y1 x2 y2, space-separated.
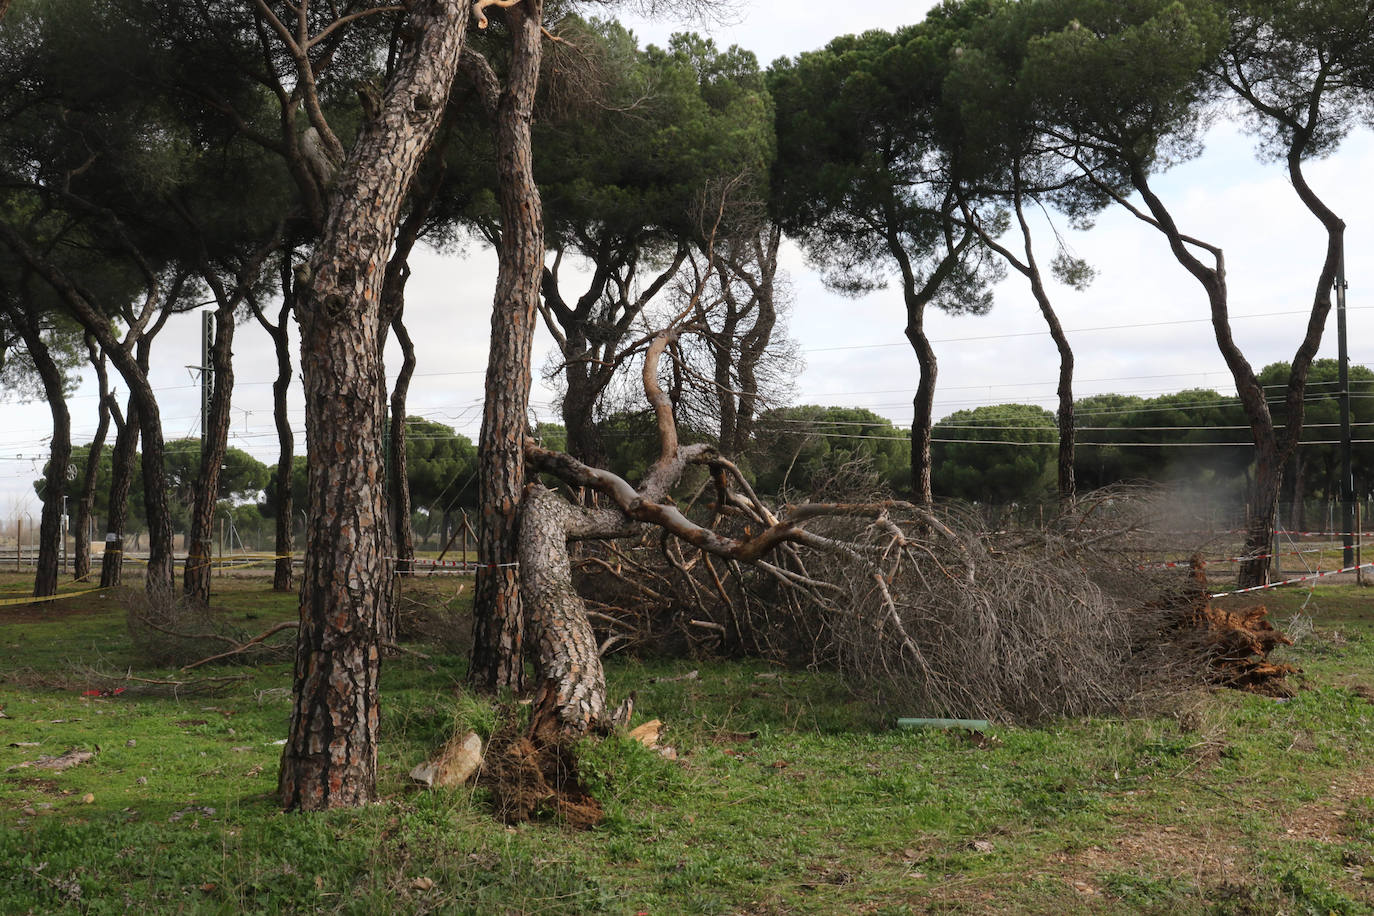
480 694 603 828
1165 556 1297 697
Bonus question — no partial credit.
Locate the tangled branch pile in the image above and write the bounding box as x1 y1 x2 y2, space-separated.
572 486 1293 722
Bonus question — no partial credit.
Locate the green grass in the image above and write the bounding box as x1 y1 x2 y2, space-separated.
1 574 1372 913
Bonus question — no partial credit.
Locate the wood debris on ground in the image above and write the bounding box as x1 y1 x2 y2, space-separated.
1170 556 1298 696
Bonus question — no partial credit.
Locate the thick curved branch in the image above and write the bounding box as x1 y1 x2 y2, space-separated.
473 0 521 28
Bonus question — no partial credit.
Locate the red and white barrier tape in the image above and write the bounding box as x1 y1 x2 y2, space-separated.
1210 562 1374 598
1139 548 1323 570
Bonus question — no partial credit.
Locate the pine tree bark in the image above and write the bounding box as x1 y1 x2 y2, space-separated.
468 0 545 694
277 0 472 813
101 393 137 588
73 335 113 582
520 483 618 733
8 305 71 597
251 258 296 593
388 314 417 576
890 233 967 508
269 310 295 592
184 293 236 606
561 356 608 469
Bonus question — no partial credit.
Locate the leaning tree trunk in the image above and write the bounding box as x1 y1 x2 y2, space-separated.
13 308 71 597
73 335 113 582
520 483 616 733
277 0 472 813
184 295 236 606
1129 163 1284 588
468 0 545 694
257 260 296 593
270 315 295 592
101 394 138 588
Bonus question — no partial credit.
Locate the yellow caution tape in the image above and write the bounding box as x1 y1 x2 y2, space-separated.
0 586 109 608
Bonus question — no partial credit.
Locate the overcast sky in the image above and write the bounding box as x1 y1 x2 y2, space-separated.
2 0 1372 520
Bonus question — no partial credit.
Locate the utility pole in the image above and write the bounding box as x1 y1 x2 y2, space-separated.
185 310 215 457
1337 240 1354 568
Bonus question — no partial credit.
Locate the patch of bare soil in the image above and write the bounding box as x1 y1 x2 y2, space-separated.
1057 822 1248 897
1282 766 1374 842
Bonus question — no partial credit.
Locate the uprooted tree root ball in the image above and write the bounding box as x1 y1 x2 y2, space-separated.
480 701 604 829
1154 555 1297 696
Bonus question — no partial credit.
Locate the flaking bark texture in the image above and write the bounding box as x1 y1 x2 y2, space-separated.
278 0 472 813
520 484 611 733
469 0 545 694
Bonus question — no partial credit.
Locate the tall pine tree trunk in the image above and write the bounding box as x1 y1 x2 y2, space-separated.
277 0 472 812
184 295 236 606
101 394 138 588
73 335 112 582
905 312 936 508
270 325 295 592
388 314 417 576
469 0 545 694
11 308 71 597
257 259 296 593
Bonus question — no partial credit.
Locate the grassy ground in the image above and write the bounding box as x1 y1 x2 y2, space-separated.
0 572 1372 914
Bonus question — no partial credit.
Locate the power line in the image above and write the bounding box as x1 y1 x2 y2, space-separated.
803 306 1374 353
